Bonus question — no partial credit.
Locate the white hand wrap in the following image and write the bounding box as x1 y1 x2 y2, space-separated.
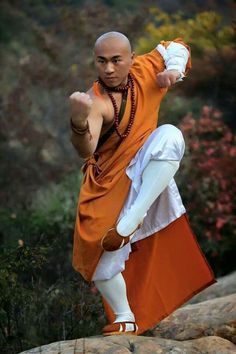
157 42 189 81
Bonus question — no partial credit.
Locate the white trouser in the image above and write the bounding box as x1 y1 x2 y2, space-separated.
93 124 186 281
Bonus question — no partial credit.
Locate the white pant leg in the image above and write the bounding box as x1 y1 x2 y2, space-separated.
92 124 186 281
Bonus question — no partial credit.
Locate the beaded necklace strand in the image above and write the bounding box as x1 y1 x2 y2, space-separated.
98 73 136 139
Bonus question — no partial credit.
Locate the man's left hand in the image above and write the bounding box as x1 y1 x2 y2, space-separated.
157 69 181 88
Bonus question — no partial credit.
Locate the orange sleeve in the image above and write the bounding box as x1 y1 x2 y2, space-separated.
130 49 167 97
131 49 165 85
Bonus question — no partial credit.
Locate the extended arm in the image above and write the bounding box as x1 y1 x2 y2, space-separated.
156 41 190 88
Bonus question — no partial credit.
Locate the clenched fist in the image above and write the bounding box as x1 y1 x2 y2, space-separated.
69 92 93 126
157 69 181 88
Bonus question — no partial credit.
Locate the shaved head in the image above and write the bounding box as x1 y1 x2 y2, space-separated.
94 31 132 53
94 31 134 88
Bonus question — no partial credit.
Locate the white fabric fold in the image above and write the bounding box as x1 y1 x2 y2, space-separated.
92 124 186 281
156 42 189 81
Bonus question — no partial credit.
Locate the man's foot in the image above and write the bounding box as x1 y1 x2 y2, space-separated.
101 224 140 252
102 321 138 336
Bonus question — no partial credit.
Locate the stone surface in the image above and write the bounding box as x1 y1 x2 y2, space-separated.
19 273 236 354
188 271 236 304
153 293 236 344
19 335 236 354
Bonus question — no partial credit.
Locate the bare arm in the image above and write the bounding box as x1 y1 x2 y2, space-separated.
69 91 104 158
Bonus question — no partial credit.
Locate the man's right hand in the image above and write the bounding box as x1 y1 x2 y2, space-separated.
69 92 93 126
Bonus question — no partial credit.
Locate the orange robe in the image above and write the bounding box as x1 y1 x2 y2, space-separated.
72 39 216 334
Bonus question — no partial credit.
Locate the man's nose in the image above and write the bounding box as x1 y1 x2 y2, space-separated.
105 62 114 74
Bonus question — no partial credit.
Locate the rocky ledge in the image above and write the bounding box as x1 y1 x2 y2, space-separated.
20 271 236 354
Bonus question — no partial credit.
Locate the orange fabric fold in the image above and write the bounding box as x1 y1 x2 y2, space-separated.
103 213 216 334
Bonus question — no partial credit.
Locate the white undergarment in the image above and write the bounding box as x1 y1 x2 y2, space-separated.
92 124 186 281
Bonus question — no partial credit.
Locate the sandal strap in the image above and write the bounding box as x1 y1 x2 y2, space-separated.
120 322 138 332
103 321 138 334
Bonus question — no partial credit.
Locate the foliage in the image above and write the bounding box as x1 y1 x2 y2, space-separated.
137 9 234 54
0 0 148 209
136 9 236 129
0 173 105 354
177 106 236 276
158 92 205 126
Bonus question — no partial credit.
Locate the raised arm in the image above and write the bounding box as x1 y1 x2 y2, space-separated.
131 38 191 90
69 91 104 159
156 39 191 88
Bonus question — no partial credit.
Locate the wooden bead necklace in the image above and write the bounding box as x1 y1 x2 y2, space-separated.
98 73 136 139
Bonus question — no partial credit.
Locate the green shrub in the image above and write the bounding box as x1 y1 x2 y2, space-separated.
177 106 236 276
0 172 106 354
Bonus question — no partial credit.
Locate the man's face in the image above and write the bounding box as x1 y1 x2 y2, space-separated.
94 38 134 88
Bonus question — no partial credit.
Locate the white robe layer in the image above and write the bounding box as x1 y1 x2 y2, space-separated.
92 124 187 281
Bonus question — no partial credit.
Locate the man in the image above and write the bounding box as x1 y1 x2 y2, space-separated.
70 32 216 336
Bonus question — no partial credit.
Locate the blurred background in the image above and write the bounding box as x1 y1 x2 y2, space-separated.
0 0 235 353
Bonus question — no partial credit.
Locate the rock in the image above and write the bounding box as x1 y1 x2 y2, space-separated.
19 335 236 354
19 274 236 353
153 294 236 344
188 271 236 304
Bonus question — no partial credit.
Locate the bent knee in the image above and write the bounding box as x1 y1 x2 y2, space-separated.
158 124 185 159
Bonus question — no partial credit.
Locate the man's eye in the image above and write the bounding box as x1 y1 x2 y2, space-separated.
98 59 105 63
113 59 121 63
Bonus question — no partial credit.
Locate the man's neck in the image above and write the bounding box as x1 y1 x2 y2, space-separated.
98 74 130 93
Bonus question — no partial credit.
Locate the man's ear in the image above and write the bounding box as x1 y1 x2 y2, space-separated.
131 51 135 63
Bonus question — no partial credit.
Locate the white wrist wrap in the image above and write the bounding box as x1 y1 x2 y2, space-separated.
157 42 189 82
